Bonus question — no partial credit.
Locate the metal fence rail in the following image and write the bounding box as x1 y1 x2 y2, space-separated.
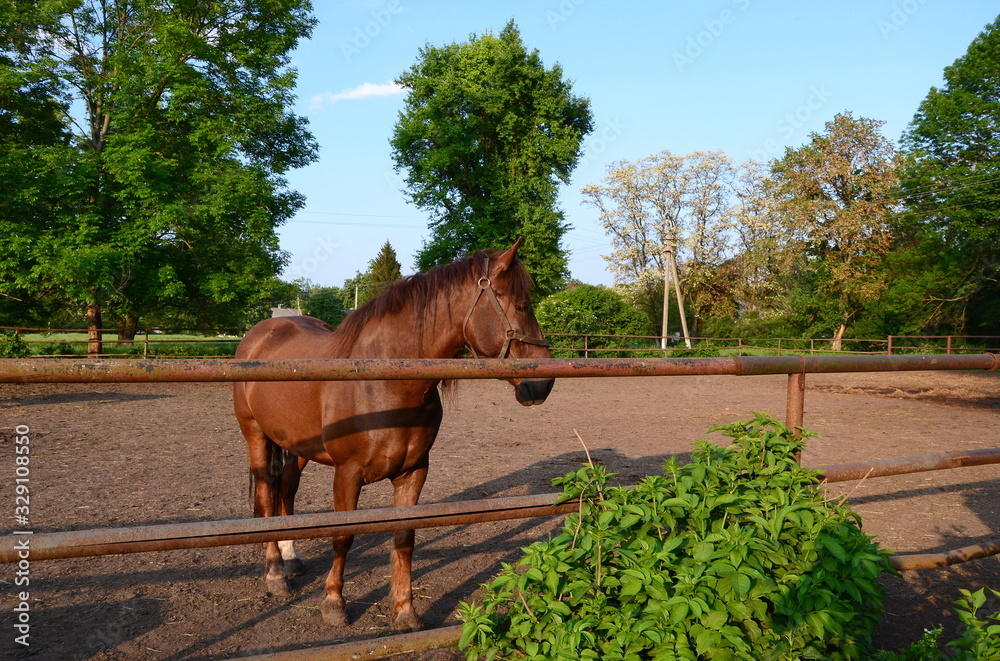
2 353 998 383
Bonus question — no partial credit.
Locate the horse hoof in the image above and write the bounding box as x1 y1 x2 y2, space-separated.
320 598 349 627
391 609 424 633
283 557 305 578
266 576 292 598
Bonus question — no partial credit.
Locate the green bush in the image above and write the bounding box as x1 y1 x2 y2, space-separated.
537 285 651 357
0 333 31 358
34 342 79 356
459 413 891 660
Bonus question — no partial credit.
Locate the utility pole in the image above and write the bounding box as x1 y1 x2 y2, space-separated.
661 245 670 351
669 244 692 349
661 240 692 350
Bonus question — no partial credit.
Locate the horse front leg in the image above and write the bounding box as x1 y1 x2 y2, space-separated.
389 466 428 632
321 467 363 627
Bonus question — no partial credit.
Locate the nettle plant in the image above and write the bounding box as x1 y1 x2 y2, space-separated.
459 413 892 661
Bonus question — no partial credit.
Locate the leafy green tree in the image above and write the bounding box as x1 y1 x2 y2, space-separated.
285 279 347 327
536 284 650 355
390 20 593 295
0 1 317 352
768 112 903 349
339 270 372 310
900 15 1000 334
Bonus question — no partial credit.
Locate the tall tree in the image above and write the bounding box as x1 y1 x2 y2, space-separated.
390 20 593 295
900 15 1000 333
0 1 317 351
769 112 902 349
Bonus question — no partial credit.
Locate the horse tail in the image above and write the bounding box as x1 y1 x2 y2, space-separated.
248 436 290 517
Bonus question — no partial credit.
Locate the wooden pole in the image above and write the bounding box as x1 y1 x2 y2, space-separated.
668 246 692 348
661 246 670 351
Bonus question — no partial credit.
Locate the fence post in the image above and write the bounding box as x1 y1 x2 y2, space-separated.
887 336 894 355
144 329 149 359
786 372 806 461
947 336 953 355
583 335 589 359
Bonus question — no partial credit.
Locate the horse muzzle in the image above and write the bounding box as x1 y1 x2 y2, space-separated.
514 378 554 406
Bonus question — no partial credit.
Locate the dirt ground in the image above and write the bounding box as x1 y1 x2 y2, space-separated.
1 368 999 660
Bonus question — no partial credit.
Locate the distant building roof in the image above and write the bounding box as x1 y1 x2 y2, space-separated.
270 305 303 318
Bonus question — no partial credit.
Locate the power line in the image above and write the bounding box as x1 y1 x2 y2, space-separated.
300 210 426 220
287 219 426 229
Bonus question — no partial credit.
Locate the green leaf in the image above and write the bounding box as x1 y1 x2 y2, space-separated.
703 610 728 630
693 541 714 562
731 572 751 598
621 579 643 596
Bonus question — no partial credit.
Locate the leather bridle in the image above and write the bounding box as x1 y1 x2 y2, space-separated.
461 262 550 359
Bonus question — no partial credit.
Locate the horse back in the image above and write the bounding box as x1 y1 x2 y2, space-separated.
236 316 337 361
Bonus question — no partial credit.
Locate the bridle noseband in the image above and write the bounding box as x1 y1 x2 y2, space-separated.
461 262 550 359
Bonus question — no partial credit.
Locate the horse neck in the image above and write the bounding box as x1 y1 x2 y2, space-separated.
341 277 472 360
412 277 472 358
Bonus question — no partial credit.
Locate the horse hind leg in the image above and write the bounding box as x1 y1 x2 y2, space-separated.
243 423 293 598
277 455 309 577
388 467 428 632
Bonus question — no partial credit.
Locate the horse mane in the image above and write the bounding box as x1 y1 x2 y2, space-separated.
329 248 534 356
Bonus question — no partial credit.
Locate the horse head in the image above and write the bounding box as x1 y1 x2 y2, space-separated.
462 238 555 406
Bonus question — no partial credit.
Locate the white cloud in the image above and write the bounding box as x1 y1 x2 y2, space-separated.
309 81 406 110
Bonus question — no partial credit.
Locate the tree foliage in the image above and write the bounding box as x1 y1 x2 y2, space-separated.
769 112 903 347
0 0 318 346
535 284 650 356
391 20 593 295
366 240 403 302
900 15 1000 334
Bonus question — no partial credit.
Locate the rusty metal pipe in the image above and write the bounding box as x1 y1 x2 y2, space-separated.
813 448 1000 483
1 353 998 383
890 540 1000 571
0 493 575 563
236 625 463 661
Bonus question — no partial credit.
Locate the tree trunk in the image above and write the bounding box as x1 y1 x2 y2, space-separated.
831 323 847 352
87 303 103 356
117 312 139 344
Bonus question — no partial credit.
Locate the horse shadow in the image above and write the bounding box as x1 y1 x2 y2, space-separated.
272 446 687 641
849 477 1000 651
0 390 173 408
4 597 165 661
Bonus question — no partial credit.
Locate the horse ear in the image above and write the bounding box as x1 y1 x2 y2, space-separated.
494 237 523 274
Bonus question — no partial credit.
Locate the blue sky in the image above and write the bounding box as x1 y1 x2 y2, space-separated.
278 1 998 289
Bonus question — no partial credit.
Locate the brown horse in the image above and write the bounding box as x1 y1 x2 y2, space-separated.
233 240 553 631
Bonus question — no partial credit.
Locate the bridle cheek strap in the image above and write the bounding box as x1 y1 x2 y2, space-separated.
462 276 550 359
